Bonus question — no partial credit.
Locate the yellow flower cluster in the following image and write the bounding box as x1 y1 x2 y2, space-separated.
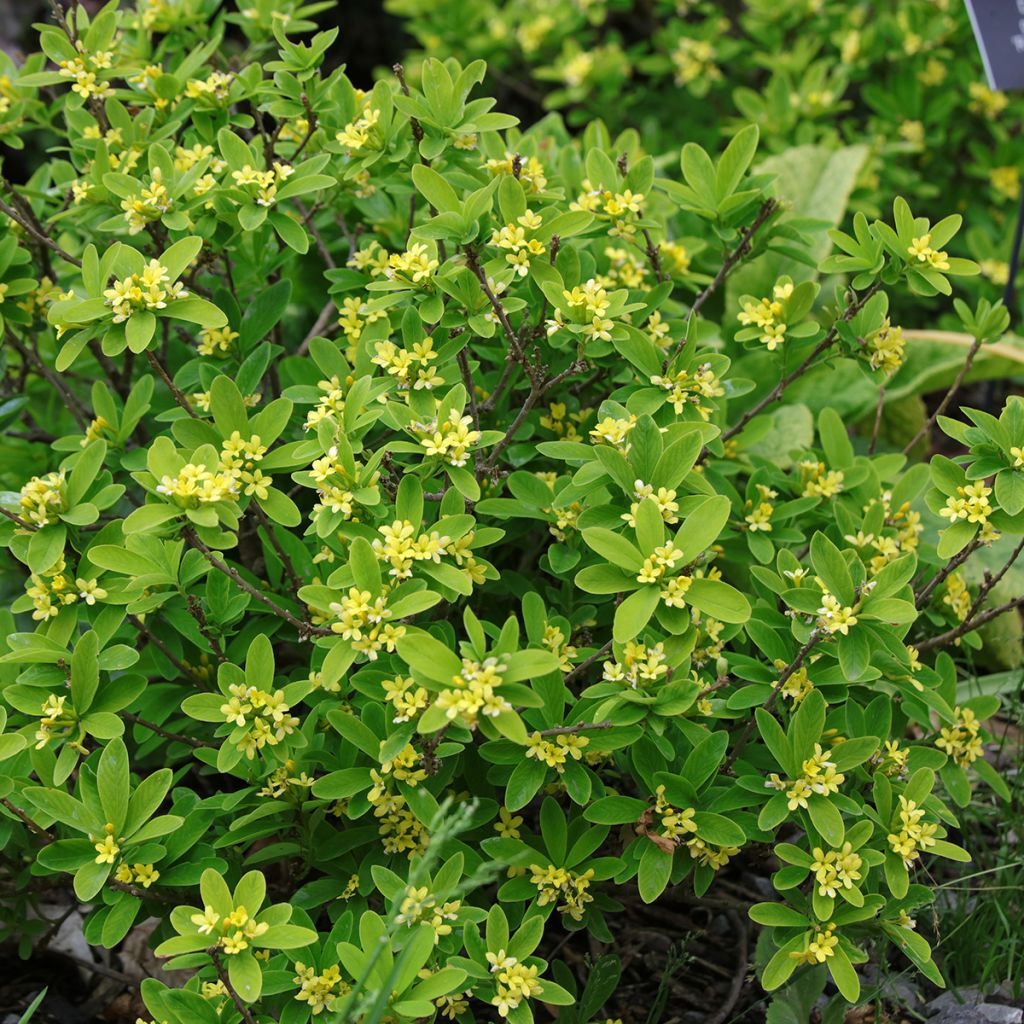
943 571 972 621
336 102 381 152
790 923 839 965
121 170 173 234
691 617 726 668
524 730 589 772
772 659 814 704
866 319 906 374
569 183 645 240
601 640 669 689
935 706 983 767
34 694 70 749
412 409 481 467
184 69 233 105
621 479 680 527
17 470 67 526
387 242 439 284
435 656 511 726
907 233 950 271
394 884 461 943
528 864 595 920
197 325 239 357
257 762 315 798
114 862 161 888
738 282 792 351
155 462 240 506
589 414 636 451
304 377 353 432
810 843 863 898
799 460 845 498
293 963 350 1016
541 623 577 672
58 45 115 101
368 787 427 857
231 162 293 208
190 902 268 954
649 363 724 419
817 592 859 636
744 483 778 532
25 553 107 623
82 415 112 447
490 210 546 276
337 294 387 345
372 336 444 392
940 482 992 525
92 822 122 864
103 259 187 323
687 836 741 870
887 795 937 868
671 37 719 86
220 682 300 760
768 743 846 810
653 785 698 841
377 744 428 788
539 402 591 440
602 246 649 290
327 588 405 659
485 950 545 1017
552 277 614 342
968 81 1008 117
484 152 548 193
1010 444 1023 469
637 540 684 584
544 499 582 541
382 675 430 723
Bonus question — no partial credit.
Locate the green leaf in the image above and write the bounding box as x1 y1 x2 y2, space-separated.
637 841 673 903
685 578 750 624
228 950 262 1003
70 631 100 714
97 736 130 832
613 586 660 643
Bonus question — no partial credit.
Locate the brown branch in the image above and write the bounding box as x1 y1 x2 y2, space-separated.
122 712 206 749
642 228 667 283
185 528 331 638
917 593 1024 652
563 640 614 686
902 334 983 455
664 198 778 368
251 503 303 596
966 534 1024 621
0 192 82 269
0 505 34 531
723 630 823 772
145 350 198 418
1 797 55 842
914 536 984 610
868 384 885 456
4 331 90 430
209 947 257 1024
127 613 205 683
538 720 614 736
720 281 883 444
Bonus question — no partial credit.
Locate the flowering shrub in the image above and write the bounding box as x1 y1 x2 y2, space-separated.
0 3 1021 1022
385 0 1023 309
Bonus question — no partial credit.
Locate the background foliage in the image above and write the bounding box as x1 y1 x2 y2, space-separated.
0 2 1022 1023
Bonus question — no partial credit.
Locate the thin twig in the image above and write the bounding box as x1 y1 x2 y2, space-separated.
4 331 90 430
185 528 331 637
916 593 1024 652
563 640 614 686
209 947 257 1024
914 537 984 610
868 384 885 456
664 198 778 368
145 351 198 418
723 631 823 771
903 334 983 455
122 712 206 749
1 798 55 841
721 282 883 444
0 505 34 530
0 193 82 268
128 613 204 683
538 720 614 736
